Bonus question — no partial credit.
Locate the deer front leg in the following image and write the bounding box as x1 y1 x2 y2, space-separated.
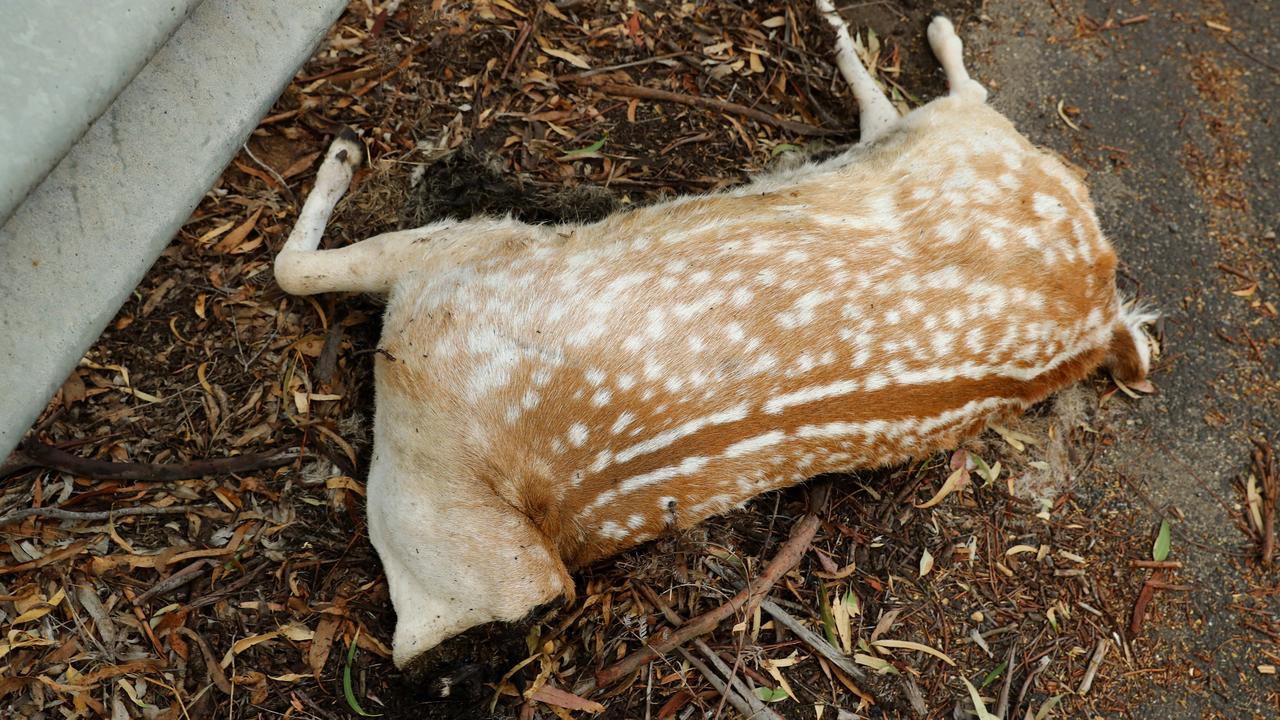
814 0 900 143
927 16 988 103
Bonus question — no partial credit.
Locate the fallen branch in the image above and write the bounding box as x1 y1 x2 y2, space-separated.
1 442 302 482
705 559 867 682
590 485 829 689
0 504 210 528
133 559 215 605
1076 638 1109 695
677 646 779 720
592 82 846 137
637 584 780 720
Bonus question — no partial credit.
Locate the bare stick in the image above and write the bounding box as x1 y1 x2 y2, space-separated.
676 647 775 720
0 504 210 528
133 559 215 605
1128 560 1183 569
693 641 780 720
592 485 829 688
592 82 846 137
901 674 927 717
2 442 302 482
1077 638 1109 695
637 584 778 720
705 559 867 682
994 639 1017 719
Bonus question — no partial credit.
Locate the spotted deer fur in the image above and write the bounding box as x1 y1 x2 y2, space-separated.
276 10 1155 668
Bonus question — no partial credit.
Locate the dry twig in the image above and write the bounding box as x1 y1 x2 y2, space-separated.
0 503 209 527
1252 438 1276 566
592 82 846 137
590 484 830 689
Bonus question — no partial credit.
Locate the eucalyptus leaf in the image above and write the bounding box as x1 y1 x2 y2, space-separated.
561 136 606 159
754 686 790 702
343 630 382 717
1152 519 1171 562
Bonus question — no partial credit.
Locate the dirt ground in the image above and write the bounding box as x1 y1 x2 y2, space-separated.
2 0 1277 718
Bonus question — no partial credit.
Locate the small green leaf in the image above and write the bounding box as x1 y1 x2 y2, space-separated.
842 589 860 616
770 143 801 157
816 580 838 648
343 630 382 717
753 686 790 702
1152 519 1171 562
561 136 606 159
971 454 1000 486
979 660 1007 689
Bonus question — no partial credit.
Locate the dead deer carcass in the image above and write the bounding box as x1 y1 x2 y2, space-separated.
275 8 1155 669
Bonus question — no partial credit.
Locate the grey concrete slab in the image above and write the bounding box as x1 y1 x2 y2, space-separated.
0 0 204 225
969 1 1279 715
0 0 347 458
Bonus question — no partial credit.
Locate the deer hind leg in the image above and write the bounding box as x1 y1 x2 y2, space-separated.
282 128 361 258
815 0 899 143
927 16 988 103
275 130 409 296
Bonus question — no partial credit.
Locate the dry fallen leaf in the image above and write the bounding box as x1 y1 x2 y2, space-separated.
214 207 263 254
871 639 956 666
919 549 935 577
916 466 969 508
543 47 590 69
530 684 605 713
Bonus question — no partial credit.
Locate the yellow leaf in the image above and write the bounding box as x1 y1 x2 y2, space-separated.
12 605 55 624
543 47 590 69
1005 545 1039 556
853 654 898 675
961 678 999 720
871 639 956 666
915 466 969 508
280 623 314 642
326 476 367 497
990 424 1038 451
222 631 280 667
760 656 798 701
214 207 263 254
195 220 235 245
492 0 527 16
919 549 935 577
118 678 148 707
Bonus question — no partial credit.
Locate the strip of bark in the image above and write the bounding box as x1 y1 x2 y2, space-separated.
1 442 301 482
1128 569 1164 636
